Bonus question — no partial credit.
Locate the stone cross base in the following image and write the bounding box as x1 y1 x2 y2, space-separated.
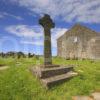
40 64 60 68
30 65 78 88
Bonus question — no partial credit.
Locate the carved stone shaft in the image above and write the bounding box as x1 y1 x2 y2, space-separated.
39 14 55 66
44 28 52 65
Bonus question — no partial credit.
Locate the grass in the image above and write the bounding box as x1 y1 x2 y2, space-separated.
0 57 100 100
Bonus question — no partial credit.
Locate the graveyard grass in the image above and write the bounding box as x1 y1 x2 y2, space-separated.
0 57 100 100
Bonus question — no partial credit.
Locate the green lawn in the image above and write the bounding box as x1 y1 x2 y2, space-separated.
0 57 100 100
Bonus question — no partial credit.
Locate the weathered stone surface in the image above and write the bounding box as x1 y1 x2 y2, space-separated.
91 92 100 100
39 14 55 66
41 71 78 88
30 65 78 88
72 96 93 100
72 92 100 100
31 66 74 78
57 24 100 60
40 64 60 68
88 38 100 60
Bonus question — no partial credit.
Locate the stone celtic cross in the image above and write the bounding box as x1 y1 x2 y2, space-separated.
39 14 55 67
31 14 77 88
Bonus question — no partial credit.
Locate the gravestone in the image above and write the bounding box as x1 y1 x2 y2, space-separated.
30 14 78 88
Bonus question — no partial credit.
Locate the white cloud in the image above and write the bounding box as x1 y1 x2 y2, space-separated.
51 28 67 47
0 12 23 20
20 41 43 46
8 14 23 20
5 25 43 37
9 0 100 23
53 28 68 39
8 24 68 47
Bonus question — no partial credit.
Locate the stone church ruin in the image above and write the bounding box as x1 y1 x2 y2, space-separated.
57 24 100 60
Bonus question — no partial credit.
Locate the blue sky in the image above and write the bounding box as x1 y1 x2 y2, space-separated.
0 0 100 56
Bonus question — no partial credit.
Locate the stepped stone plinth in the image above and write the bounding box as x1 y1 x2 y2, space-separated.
40 64 60 68
30 14 77 88
30 65 78 88
31 65 74 78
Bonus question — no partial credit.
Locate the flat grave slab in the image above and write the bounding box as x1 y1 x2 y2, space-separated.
91 92 100 100
72 96 93 100
0 65 9 70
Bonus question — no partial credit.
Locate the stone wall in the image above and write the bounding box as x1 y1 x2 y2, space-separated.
57 24 100 60
57 36 63 57
87 38 100 60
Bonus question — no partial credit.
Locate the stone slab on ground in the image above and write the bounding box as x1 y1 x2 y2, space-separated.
72 96 93 100
0 66 9 70
72 92 100 100
91 92 100 100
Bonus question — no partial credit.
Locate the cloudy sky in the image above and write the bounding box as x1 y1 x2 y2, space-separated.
0 0 100 55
